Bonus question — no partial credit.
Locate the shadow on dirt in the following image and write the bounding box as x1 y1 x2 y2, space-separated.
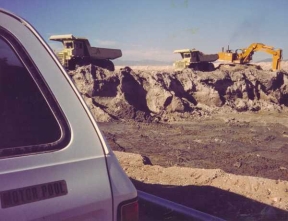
133 179 288 221
119 67 150 112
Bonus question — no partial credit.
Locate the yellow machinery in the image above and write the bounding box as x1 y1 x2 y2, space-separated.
218 43 282 71
50 34 122 71
173 49 218 71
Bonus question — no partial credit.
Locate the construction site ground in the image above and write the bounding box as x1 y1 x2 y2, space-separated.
100 112 288 220
70 62 288 220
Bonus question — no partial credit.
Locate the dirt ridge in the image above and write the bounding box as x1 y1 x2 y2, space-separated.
70 64 288 122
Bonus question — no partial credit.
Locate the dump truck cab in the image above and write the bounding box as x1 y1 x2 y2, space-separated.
63 40 85 57
173 49 195 70
51 35 90 58
175 49 200 62
50 35 89 69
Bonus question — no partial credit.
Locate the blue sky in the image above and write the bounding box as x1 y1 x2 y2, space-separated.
1 0 288 62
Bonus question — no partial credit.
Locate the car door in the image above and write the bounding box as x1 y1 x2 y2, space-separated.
0 9 113 221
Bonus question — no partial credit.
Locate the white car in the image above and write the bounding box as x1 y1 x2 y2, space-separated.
0 8 138 221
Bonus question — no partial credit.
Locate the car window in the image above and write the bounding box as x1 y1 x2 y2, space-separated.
0 33 69 156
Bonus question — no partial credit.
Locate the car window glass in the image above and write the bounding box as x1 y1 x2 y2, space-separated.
0 37 61 149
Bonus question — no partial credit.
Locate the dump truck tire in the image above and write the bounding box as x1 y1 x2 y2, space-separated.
105 60 115 71
68 59 77 70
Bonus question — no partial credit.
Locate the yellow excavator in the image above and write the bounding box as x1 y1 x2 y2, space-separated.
218 43 282 71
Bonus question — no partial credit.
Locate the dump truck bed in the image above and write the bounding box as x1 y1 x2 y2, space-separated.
89 47 122 60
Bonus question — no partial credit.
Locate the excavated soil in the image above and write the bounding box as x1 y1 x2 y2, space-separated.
70 63 288 220
70 63 288 123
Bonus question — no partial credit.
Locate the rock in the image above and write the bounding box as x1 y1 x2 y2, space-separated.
193 88 223 107
166 96 186 113
146 88 173 113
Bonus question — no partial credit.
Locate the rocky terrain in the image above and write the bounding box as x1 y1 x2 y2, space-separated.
69 62 288 220
70 62 288 123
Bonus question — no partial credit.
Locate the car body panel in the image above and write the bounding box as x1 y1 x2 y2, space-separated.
0 8 136 221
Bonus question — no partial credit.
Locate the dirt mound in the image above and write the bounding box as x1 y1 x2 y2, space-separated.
70 64 288 122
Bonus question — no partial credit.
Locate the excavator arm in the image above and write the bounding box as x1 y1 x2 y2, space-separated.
240 43 282 70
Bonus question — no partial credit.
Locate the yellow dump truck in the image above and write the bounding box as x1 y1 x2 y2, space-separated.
173 49 219 71
50 34 122 71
